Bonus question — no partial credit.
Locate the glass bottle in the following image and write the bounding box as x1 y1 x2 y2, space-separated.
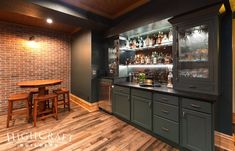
167 67 173 88
153 52 157 64
141 55 145 64
145 35 150 47
168 28 173 42
146 55 151 64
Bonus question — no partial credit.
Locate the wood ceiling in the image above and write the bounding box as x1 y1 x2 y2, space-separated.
231 0 235 12
0 10 80 34
60 0 150 19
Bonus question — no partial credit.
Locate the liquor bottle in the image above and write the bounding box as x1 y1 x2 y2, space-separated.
136 37 139 48
162 34 168 43
133 39 137 48
167 67 173 88
151 52 155 64
126 38 130 48
145 35 150 47
146 55 151 64
141 55 145 64
129 39 133 49
157 32 163 45
152 34 156 46
139 37 143 48
153 52 157 64
168 29 173 42
149 37 152 46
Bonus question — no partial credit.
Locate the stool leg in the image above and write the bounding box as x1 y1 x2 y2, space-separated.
63 94 66 109
9 101 13 120
67 92 70 111
25 99 29 123
29 94 33 122
33 100 38 127
6 101 12 128
54 97 58 120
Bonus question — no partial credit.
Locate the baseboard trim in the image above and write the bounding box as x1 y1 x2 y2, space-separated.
215 131 234 151
70 94 99 112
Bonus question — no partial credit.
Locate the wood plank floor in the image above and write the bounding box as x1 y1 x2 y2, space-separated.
0 102 227 151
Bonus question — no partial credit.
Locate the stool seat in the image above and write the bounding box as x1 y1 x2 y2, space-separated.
33 93 58 127
7 93 30 128
8 93 29 101
53 88 69 94
53 87 70 111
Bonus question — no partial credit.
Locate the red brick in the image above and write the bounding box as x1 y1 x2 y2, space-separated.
0 21 71 115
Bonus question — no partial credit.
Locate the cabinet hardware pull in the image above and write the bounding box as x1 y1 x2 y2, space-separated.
189 85 197 89
148 102 152 108
190 104 200 108
161 97 168 101
161 127 169 132
161 110 169 114
182 111 186 117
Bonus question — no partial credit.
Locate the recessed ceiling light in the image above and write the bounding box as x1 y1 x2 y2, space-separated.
46 18 53 24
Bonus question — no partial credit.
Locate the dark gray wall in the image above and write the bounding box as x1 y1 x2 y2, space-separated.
71 30 92 101
91 32 105 102
71 30 105 103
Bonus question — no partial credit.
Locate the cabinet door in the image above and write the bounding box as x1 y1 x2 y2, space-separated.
113 92 130 120
131 96 152 130
172 17 219 95
181 109 212 151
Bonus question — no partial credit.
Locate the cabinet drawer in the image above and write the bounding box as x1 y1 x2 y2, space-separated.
153 115 179 143
154 102 179 122
182 98 211 114
153 93 178 106
113 85 130 94
131 89 152 99
175 83 215 95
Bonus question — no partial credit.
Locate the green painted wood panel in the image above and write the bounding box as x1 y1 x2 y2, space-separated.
113 92 130 120
153 115 179 144
131 96 152 130
181 108 212 151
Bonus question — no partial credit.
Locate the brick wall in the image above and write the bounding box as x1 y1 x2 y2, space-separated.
0 21 71 115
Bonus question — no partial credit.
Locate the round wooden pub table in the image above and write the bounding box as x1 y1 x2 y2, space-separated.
17 79 62 121
17 79 62 94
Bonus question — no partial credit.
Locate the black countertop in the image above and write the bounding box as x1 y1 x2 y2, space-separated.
114 82 219 103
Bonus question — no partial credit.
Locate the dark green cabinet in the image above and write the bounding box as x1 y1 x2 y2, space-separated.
153 93 179 143
131 95 152 130
181 108 212 151
113 91 130 120
153 115 179 143
112 85 215 151
169 6 220 95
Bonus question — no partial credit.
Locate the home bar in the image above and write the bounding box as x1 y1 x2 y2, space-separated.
0 0 234 151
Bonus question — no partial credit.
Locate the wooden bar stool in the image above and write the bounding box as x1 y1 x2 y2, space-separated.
33 94 58 127
53 88 70 111
7 93 30 128
30 89 50 109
